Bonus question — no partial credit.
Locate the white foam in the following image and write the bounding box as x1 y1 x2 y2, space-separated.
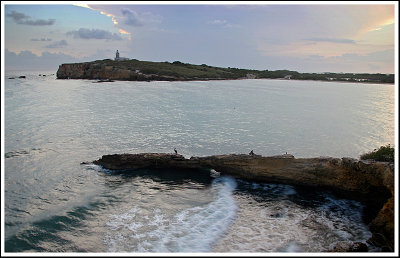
283 241 303 252
84 163 114 173
209 169 220 178
212 189 372 252
314 194 371 241
105 176 238 252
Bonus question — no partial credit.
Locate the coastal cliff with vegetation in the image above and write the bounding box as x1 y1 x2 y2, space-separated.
57 59 394 83
89 151 395 252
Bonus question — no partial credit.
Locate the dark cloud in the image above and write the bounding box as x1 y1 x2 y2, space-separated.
304 37 356 44
6 10 29 22
31 38 52 42
6 10 55 26
45 40 68 48
121 8 143 27
66 28 122 40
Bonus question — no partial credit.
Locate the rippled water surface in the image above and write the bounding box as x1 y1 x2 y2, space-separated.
3 72 394 253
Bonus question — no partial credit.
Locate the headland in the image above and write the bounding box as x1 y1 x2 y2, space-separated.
57 58 394 83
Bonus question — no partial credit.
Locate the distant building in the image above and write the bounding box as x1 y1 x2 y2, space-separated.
114 50 129 61
246 73 257 79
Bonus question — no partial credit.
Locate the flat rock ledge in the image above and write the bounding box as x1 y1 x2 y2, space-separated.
91 152 395 252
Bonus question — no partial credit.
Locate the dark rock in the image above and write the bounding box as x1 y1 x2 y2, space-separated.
367 196 394 252
329 241 368 252
18 76 26 78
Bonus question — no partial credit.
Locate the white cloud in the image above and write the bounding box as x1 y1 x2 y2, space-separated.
208 19 239 28
77 5 162 37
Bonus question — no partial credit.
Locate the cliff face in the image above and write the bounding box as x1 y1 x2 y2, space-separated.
57 62 183 81
91 153 395 251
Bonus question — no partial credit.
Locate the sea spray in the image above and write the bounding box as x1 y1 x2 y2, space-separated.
105 176 237 252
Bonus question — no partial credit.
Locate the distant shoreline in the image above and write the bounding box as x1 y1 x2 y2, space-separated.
273 77 395 85
6 71 394 85
55 59 395 84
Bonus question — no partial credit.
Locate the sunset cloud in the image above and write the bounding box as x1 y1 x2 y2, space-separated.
304 38 356 44
3 3 396 74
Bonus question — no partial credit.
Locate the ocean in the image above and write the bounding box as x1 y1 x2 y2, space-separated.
3 72 394 253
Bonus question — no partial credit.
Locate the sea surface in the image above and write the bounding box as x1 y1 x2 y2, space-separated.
3 72 395 253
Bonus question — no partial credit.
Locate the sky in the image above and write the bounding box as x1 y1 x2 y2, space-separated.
1 1 397 73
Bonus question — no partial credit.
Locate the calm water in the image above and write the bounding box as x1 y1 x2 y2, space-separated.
3 72 394 253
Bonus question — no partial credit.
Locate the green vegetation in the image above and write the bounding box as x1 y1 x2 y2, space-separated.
360 144 395 162
88 59 394 83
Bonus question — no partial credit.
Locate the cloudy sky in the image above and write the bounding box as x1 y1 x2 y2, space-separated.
2 2 397 73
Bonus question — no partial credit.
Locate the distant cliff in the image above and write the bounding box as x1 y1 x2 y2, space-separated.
57 59 394 83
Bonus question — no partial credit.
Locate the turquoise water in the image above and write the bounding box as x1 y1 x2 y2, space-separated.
3 73 394 252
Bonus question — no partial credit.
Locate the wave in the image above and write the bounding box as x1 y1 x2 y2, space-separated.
5 204 92 252
105 176 237 252
4 148 46 159
83 163 114 173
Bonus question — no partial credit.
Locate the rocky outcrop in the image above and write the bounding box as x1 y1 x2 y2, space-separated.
57 62 205 81
57 62 173 81
91 152 394 252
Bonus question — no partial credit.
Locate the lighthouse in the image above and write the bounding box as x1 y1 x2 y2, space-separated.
114 50 129 61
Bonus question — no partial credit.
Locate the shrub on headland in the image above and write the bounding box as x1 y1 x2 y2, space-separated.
360 144 394 162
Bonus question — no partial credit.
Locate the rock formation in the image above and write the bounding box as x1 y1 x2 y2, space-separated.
91 152 394 252
57 62 153 81
57 62 202 81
